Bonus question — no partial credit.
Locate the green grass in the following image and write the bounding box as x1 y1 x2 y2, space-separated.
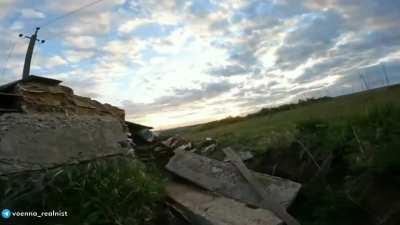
167 85 400 154
164 85 400 225
289 104 400 225
0 157 166 225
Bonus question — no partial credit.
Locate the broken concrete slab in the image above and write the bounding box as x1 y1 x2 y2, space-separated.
166 151 301 208
0 114 131 175
162 137 175 148
223 147 300 225
198 138 217 149
166 181 284 225
224 150 254 162
175 142 192 151
201 143 217 154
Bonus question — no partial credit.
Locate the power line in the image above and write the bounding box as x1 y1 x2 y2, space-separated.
22 0 107 75
360 73 369 90
1 41 10 65
1 41 16 77
31 41 42 72
40 0 106 28
381 63 390 86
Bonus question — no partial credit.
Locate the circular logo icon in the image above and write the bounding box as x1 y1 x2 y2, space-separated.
1 209 11 219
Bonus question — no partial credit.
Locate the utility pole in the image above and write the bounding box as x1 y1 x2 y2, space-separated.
19 27 45 79
360 73 369 90
381 63 390 86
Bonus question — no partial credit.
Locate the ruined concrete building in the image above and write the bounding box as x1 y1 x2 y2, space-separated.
0 75 150 175
0 75 124 118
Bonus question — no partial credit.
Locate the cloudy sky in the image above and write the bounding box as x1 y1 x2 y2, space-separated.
1 0 400 129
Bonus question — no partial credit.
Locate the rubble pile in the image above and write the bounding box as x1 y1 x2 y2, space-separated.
133 136 202 165
166 182 284 225
136 134 303 225
166 149 301 208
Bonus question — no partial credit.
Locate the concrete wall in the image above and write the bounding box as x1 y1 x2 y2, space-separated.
0 113 131 175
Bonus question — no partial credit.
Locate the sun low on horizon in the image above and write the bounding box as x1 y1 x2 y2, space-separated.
1 0 399 129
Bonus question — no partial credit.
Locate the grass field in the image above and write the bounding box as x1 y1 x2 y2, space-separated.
166 84 400 154
164 84 400 225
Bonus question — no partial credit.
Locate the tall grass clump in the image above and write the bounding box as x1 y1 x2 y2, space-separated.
0 156 166 225
290 104 400 225
295 104 400 175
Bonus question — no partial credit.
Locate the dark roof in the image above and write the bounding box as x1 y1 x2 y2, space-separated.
126 121 153 130
0 75 62 92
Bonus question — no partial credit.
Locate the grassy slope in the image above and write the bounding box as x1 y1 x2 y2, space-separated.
168 84 400 153
164 84 400 225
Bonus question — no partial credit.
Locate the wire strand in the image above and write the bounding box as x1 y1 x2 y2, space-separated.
31 42 41 73
1 41 16 77
40 0 106 28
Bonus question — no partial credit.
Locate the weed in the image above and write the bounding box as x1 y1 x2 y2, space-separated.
0 157 166 225
290 104 400 225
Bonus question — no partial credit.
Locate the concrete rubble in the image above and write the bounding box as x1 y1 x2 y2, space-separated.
166 182 284 225
135 134 302 225
163 140 302 225
127 131 302 225
224 150 254 162
201 143 217 154
222 147 300 225
162 136 191 149
166 150 301 208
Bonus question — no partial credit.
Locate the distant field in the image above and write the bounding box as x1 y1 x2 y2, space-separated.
164 84 400 153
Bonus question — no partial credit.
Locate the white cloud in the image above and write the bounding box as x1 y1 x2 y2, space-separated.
67 12 112 35
118 19 149 34
20 8 45 19
64 35 96 49
64 50 95 63
102 39 142 60
46 55 68 68
45 0 124 13
10 21 24 30
0 0 15 19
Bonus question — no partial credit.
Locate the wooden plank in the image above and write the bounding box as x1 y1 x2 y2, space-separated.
166 181 284 225
165 150 301 209
223 147 301 225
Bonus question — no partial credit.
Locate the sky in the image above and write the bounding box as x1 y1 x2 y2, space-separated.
1 0 400 129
